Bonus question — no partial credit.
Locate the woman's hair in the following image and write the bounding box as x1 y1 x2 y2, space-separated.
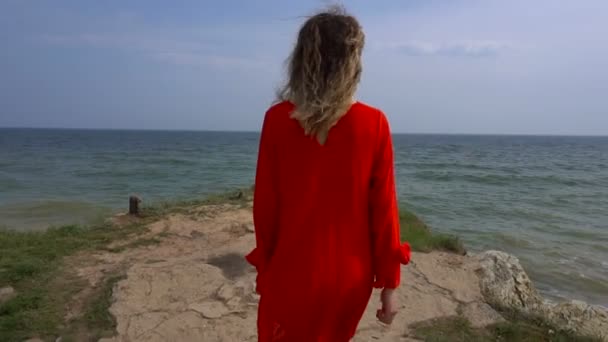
278 6 365 144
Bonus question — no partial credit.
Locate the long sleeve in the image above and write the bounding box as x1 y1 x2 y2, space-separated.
369 112 411 289
246 111 279 292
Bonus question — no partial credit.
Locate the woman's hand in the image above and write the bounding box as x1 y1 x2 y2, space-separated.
376 288 398 324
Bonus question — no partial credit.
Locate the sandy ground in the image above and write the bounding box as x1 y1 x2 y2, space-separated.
71 203 503 342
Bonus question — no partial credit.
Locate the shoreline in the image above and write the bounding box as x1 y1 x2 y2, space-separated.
3 127 608 138
2 197 604 307
1 188 606 341
3 130 607 309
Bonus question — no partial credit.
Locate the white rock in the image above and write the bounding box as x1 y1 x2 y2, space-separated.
477 251 608 340
227 297 241 309
0 286 15 303
217 284 235 301
542 300 608 340
476 250 543 311
189 301 229 319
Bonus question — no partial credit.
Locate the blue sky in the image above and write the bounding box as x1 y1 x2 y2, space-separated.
1 0 607 135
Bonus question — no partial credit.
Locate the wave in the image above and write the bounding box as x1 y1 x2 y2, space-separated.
72 168 171 179
0 174 23 191
0 200 108 218
404 161 503 172
411 170 513 185
493 232 534 248
118 156 200 166
0 200 112 231
410 170 599 187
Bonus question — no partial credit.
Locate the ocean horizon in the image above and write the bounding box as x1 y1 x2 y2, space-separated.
1 128 607 307
3 126 607 137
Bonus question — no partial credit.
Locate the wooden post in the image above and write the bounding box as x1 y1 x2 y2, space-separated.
129 196 141 215
231 191 244 200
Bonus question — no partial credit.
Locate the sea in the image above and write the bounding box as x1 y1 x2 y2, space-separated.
1 128 607 306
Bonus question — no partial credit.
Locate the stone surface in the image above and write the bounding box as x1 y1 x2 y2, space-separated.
217 284 235 301
81 205 607 341
476 250 543 311
476 250 608 340
189 301 229 319
542 300 608 340
95 204 501 342
461 301 505 328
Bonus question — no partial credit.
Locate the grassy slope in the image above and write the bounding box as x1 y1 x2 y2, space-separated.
0 189 251 341
400 207 466 255
0 223 145 341
411 314 602 342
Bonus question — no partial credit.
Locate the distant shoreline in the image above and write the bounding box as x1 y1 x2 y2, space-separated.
2 129 607 306
1 126 607 137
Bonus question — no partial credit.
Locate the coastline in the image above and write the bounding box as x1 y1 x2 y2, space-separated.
3 130 607 307
0 188 606 341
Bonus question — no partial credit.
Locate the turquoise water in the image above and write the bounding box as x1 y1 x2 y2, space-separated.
1 128 607 306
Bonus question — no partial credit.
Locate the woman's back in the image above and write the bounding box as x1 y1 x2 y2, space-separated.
248 100 407 341
262 100 383 280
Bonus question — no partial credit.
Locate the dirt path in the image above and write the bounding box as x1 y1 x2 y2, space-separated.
73 203 503 342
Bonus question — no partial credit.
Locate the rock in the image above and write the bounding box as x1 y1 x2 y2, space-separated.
217 284 236 301
461 302 505 328
244 224 255 233
230 191 244 200
542 300 608 340
189 301 229 319
476 251 608 340
88 201 606 341
476 250 543 311
0 286 15 304
23 339 44 342
226 297 241 309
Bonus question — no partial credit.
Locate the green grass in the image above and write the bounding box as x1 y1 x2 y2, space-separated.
2 224 103 285
400 208 466 255
412 316 488 342
142 187 254 217
0 222 148 341
0 223 146 286
0 266 92 341
411 315 603 342
83 274 126 339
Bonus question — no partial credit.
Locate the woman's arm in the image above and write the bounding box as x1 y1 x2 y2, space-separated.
369 112 410 289
246 111 279 290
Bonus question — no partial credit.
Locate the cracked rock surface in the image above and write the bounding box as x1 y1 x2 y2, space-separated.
90 204 606 341
477 250 608 339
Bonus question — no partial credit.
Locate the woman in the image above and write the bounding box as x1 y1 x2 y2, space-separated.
246 7 410 342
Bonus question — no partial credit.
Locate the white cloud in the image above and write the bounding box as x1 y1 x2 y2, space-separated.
40 32 268 69
153 51 265 68
380 40 513 57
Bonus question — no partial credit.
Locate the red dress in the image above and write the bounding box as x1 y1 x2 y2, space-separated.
246 101 410 342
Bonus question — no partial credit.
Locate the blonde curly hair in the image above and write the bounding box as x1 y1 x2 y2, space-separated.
278 6 365 144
